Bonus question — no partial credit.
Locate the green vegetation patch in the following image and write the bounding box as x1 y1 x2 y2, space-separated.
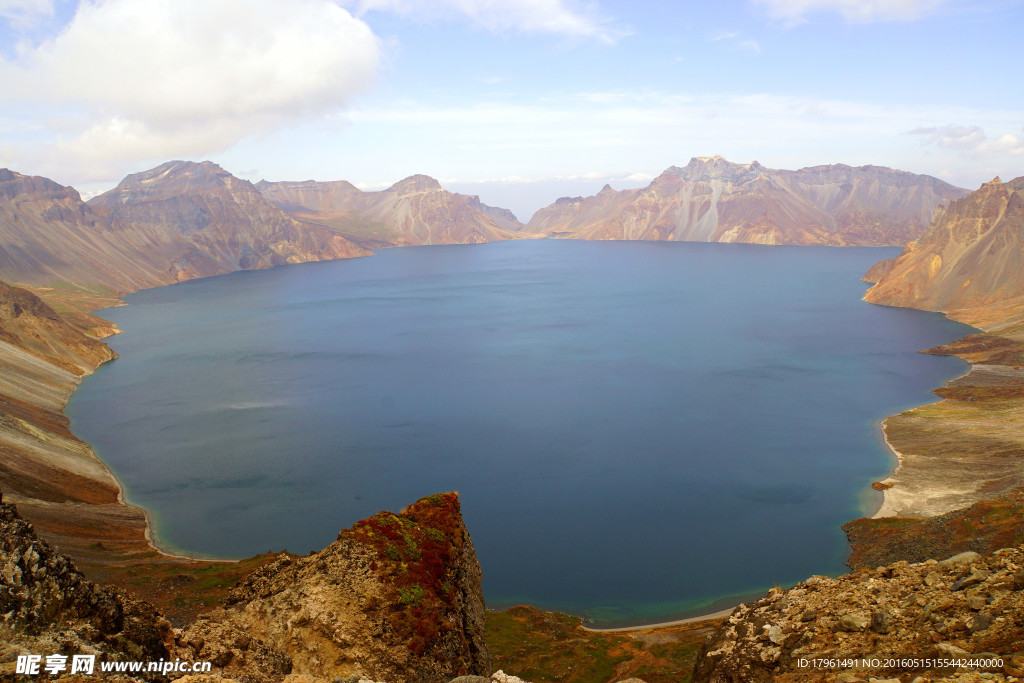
343 492 466 655
82 552 282 627
485 605 713 683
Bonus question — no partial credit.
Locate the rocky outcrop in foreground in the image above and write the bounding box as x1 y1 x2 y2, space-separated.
693 546 1024 682
0 496 171 679
167 492 491 683
2 493 494 683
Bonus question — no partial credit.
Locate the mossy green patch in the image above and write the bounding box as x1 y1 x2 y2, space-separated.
485 605 714 683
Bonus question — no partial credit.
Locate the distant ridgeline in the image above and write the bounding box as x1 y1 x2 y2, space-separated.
526 155 967 245
0 156 967 312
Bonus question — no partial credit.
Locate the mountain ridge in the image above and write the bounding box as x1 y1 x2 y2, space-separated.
256 174 529 249
528 156 967 246
865 175 1024 331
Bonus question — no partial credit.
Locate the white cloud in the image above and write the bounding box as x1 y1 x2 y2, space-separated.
0 0 53 29
0 0 379 177
908 124 1024 156
348 0 625 42
709 30 761 54
754 0 948 22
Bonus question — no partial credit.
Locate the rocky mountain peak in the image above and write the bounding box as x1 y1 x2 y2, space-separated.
388 174 443 194
668 155 770 183
0 168 84 203
90 160 244 208
530 158 966 246
864 174 1024 318
554 195 584 204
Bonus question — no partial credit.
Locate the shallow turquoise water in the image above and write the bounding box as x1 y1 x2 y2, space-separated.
67 240 974 626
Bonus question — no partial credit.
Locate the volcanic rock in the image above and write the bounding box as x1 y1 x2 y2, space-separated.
692 546 1024 682
170 493 491 683
528 156 966 246
865 175 1024 328
256 175 527 249
0 497 170 676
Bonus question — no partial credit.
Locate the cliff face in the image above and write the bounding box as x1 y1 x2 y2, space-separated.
257 175 528 249
169 492 491 683
0 498 172 678
0 169 170 294
90 161 369 282
528 156 966 246
865 176 1024 330
0 280 115 376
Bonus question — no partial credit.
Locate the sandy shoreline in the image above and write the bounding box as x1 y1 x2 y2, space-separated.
869 337 982 520
580 606 736 632
871 420 906 519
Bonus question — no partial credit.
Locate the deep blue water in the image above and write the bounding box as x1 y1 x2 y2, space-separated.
67 240 974 626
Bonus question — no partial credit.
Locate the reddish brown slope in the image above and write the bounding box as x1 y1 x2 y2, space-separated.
90 160 369 281
0 169 170 295
0 281 154 562
257 174 528 248
852 177 1024 561
865 176 1024 329
0 280 115 375
528 155 966 246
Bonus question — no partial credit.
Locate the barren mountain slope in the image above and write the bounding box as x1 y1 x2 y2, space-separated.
257 174 527 248
528 156 966 246
0 169 171 295
90 160 369 282
854 177 1024 558
865 176 1024 331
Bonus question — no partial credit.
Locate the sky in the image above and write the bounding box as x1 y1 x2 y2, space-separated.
0 0 1022 220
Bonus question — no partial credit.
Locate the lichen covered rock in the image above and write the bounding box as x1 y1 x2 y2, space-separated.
693 546 1024 682
171 492 491 683
0 497 171 678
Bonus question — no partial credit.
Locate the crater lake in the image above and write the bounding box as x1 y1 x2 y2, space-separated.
67 239 974 626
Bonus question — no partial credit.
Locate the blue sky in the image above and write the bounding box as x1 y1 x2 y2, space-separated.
0 0 1022 220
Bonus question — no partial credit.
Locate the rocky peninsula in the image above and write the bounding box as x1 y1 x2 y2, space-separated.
843 176 1024 561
